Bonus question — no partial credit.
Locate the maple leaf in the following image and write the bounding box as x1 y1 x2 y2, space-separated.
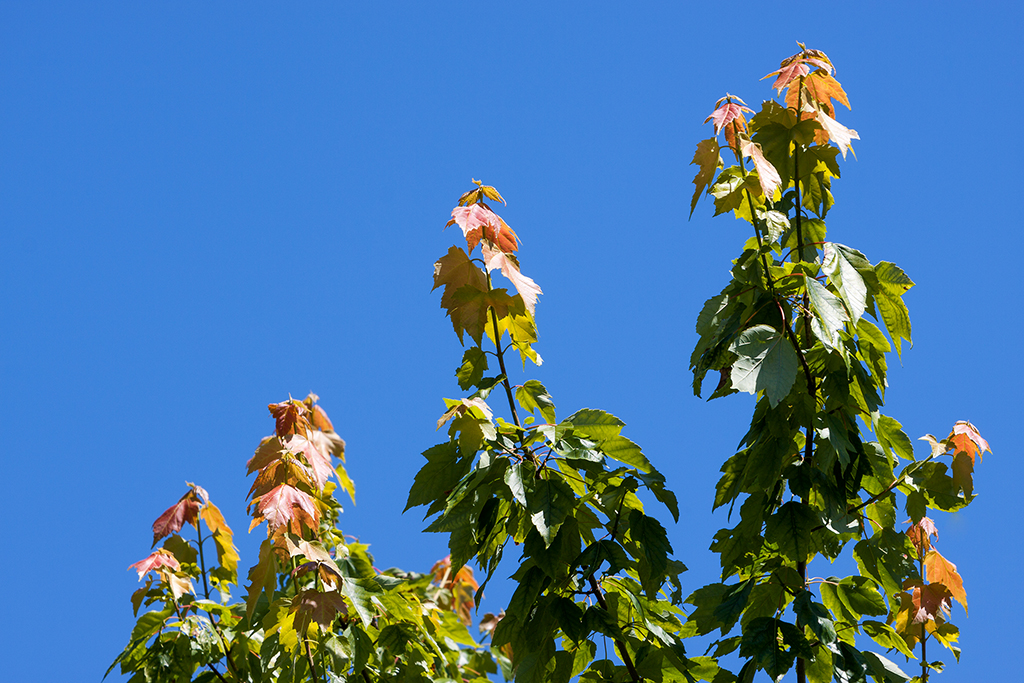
785 70 850 117
815 109 860 159
481 245 542 315
292 589 349 635
451 204 520 254
437 397 494 430
704 97 754 137
128 549 180 579
433 245 489 343
740 139 782 199
906 516 939 555
949 420 990 464
763 60 810 94
268 400 309 437
689 138 721 217
151 492 201 545
310 404 333 432
311 429 346 460
431 556 480 626
250 484 319 534
925 550 967 614
283 433 333 489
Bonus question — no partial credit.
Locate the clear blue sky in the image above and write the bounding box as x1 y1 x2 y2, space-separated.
2 2 1020 681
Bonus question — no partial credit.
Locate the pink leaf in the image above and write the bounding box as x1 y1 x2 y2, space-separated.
128 550 180 579
704 101 754 136
740 139 782 199
451 204 519 253
254 484 319 532
815 110 860 159
481 246 542 315
283 433 333 489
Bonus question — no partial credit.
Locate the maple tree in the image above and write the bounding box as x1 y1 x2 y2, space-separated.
110 45 989 683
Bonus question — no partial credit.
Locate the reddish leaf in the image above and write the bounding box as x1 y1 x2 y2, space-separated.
437 397 494 430
949 420 990 464
431 555 480 626
152 494 201 545
704 98 754 137
292 589 349 634
481 246 542 315
913 583 953 624
451 204 520 254
740 139 782 199
250 484 319 533
283 433 333 489
128 549 180 579
906 516 939 555
925 550 967 614
689 138 721 217
763 60 809 94
268 400 308 437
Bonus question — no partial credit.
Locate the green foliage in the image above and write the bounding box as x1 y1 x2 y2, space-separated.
111 49 990 683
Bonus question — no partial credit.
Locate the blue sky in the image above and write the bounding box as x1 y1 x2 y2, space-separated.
2 2 1020 681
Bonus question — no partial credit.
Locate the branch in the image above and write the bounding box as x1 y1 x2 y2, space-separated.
588 576 642 682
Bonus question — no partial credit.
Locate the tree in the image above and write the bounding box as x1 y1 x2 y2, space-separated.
110 46 988 683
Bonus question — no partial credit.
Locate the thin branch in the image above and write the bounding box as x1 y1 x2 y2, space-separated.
588 575 641 682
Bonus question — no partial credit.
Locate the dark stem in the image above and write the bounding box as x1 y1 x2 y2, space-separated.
588 575 642 682
728 113 777 297
484 269 537 466
197 516 241 680
305 638 323 683
921 555 929 682
794 77 809 683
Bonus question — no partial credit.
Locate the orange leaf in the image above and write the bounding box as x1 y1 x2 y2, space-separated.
949 421 990 464
925 550 967 614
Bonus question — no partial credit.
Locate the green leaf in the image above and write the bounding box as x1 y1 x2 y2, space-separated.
405 442 467 512
502 458 530 508
805 275 849 349
341 577 382 627
876 415 915 462
563 409 625 441
516 380 557 424
740 617 796 681
628 510 673 597
853 529 916 598
792 591 837 646
822 242 869 323
728 324 799 407
862 651 911 682
836 576 887 619
861 621 915 658
712 578 754 633
764 501 816 564
456 347 488 391
527 477 575 547
600 435 653 473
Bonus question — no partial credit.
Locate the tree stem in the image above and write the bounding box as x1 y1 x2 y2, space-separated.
588 576 641 682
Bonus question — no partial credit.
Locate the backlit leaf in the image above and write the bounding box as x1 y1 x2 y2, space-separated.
728 324 799 407
690 138 721 217
925 550 967 613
